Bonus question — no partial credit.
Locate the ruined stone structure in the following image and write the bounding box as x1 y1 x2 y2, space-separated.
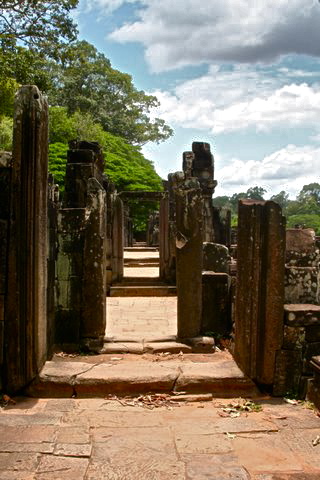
1 87 48 392
55 141 107 351
234 200 286 387
0 85 319 408
273 229 320 397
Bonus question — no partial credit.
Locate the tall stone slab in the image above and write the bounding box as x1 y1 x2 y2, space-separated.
191 142 217 243
82 178 107 344
234 200 286 386
0 152 12 390
175 175 203 338
159 193 170 281
5 86 48 391
111 194 124 283
55 141 107 350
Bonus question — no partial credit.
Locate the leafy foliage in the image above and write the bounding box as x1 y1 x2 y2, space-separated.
286 214 320 235
49 41 173 145
0 115 13 150
213 184 320 234
48 110 163 233
0 1 78 55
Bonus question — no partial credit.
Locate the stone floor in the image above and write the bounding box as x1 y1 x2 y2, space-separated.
0 395 319 479
106 296 177 340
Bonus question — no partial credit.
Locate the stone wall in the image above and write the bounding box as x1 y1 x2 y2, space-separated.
273 228 320 397
274 305 320 397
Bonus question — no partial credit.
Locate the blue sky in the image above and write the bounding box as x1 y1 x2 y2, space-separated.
75 0 320 198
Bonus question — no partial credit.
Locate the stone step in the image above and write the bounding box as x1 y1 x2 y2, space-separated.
114 277 168 286
124 258 160 266
284 304 320 326
25 352 260 398
124 247 159 252
109 285 177 296
124 262 160 268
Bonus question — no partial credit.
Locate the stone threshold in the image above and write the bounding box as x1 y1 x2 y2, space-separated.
109 285 177 296
25 351 260 399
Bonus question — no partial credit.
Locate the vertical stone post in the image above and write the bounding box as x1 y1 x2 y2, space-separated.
111 194 124 283
0 152 12 390
191 142 217 243
165 173 178 284
82 178 107 345
55 141 107 350
175 176 203 339
5 86 48 391
159 193 170 281
47 175 59 356
234 200 286 386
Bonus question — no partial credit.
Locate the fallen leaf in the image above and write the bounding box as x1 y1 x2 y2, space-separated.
312 435 320 447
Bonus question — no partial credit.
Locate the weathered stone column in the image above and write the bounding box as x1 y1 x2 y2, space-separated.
5 86 48 391
175 175 203 338
234 200 286 386
191 142 217 243
55 141 107 350
111 194 124 283
0 152 12 390
201 242 232 336
82 178 107 345
159 193 170 281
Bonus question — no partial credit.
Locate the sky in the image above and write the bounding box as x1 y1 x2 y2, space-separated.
75 0 320 198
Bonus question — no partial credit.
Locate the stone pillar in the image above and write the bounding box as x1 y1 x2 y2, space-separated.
0 152 12 390
82 178 107 346
212 206 231 248
55 141 107 350
175 176 203 339
5 86 48 392
159 193 170 281
201 242 232 336
191 142 217 243
234 200 286 386
111 194 124 283
47 175 59 357
105 182 115 290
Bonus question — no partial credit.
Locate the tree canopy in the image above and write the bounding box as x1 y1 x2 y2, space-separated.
0 1 78 55
213 183 320 234
48 41 173 145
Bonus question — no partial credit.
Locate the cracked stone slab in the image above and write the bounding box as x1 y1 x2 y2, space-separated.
175 360 260 396
35 454 89 479
53 443 92 458
144 341 192 354
100 342 144 354
73 362 179 396
26 361 101 397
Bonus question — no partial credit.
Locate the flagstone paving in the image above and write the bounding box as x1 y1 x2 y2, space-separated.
106 296 177 340
0 396 319 479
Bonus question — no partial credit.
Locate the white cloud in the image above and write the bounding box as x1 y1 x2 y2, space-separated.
150 72 320 134
215 145 320 197
88 0 320 72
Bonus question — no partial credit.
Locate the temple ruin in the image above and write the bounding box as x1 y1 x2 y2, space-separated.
0 86 319 408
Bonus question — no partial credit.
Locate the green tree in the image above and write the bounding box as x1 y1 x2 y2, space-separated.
298 183 320 205
287 214 320 235
49 41 173 145
0 1 78 56
270 191 289 210
246 186 266 200
0 115 13 150
212 195 231 209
